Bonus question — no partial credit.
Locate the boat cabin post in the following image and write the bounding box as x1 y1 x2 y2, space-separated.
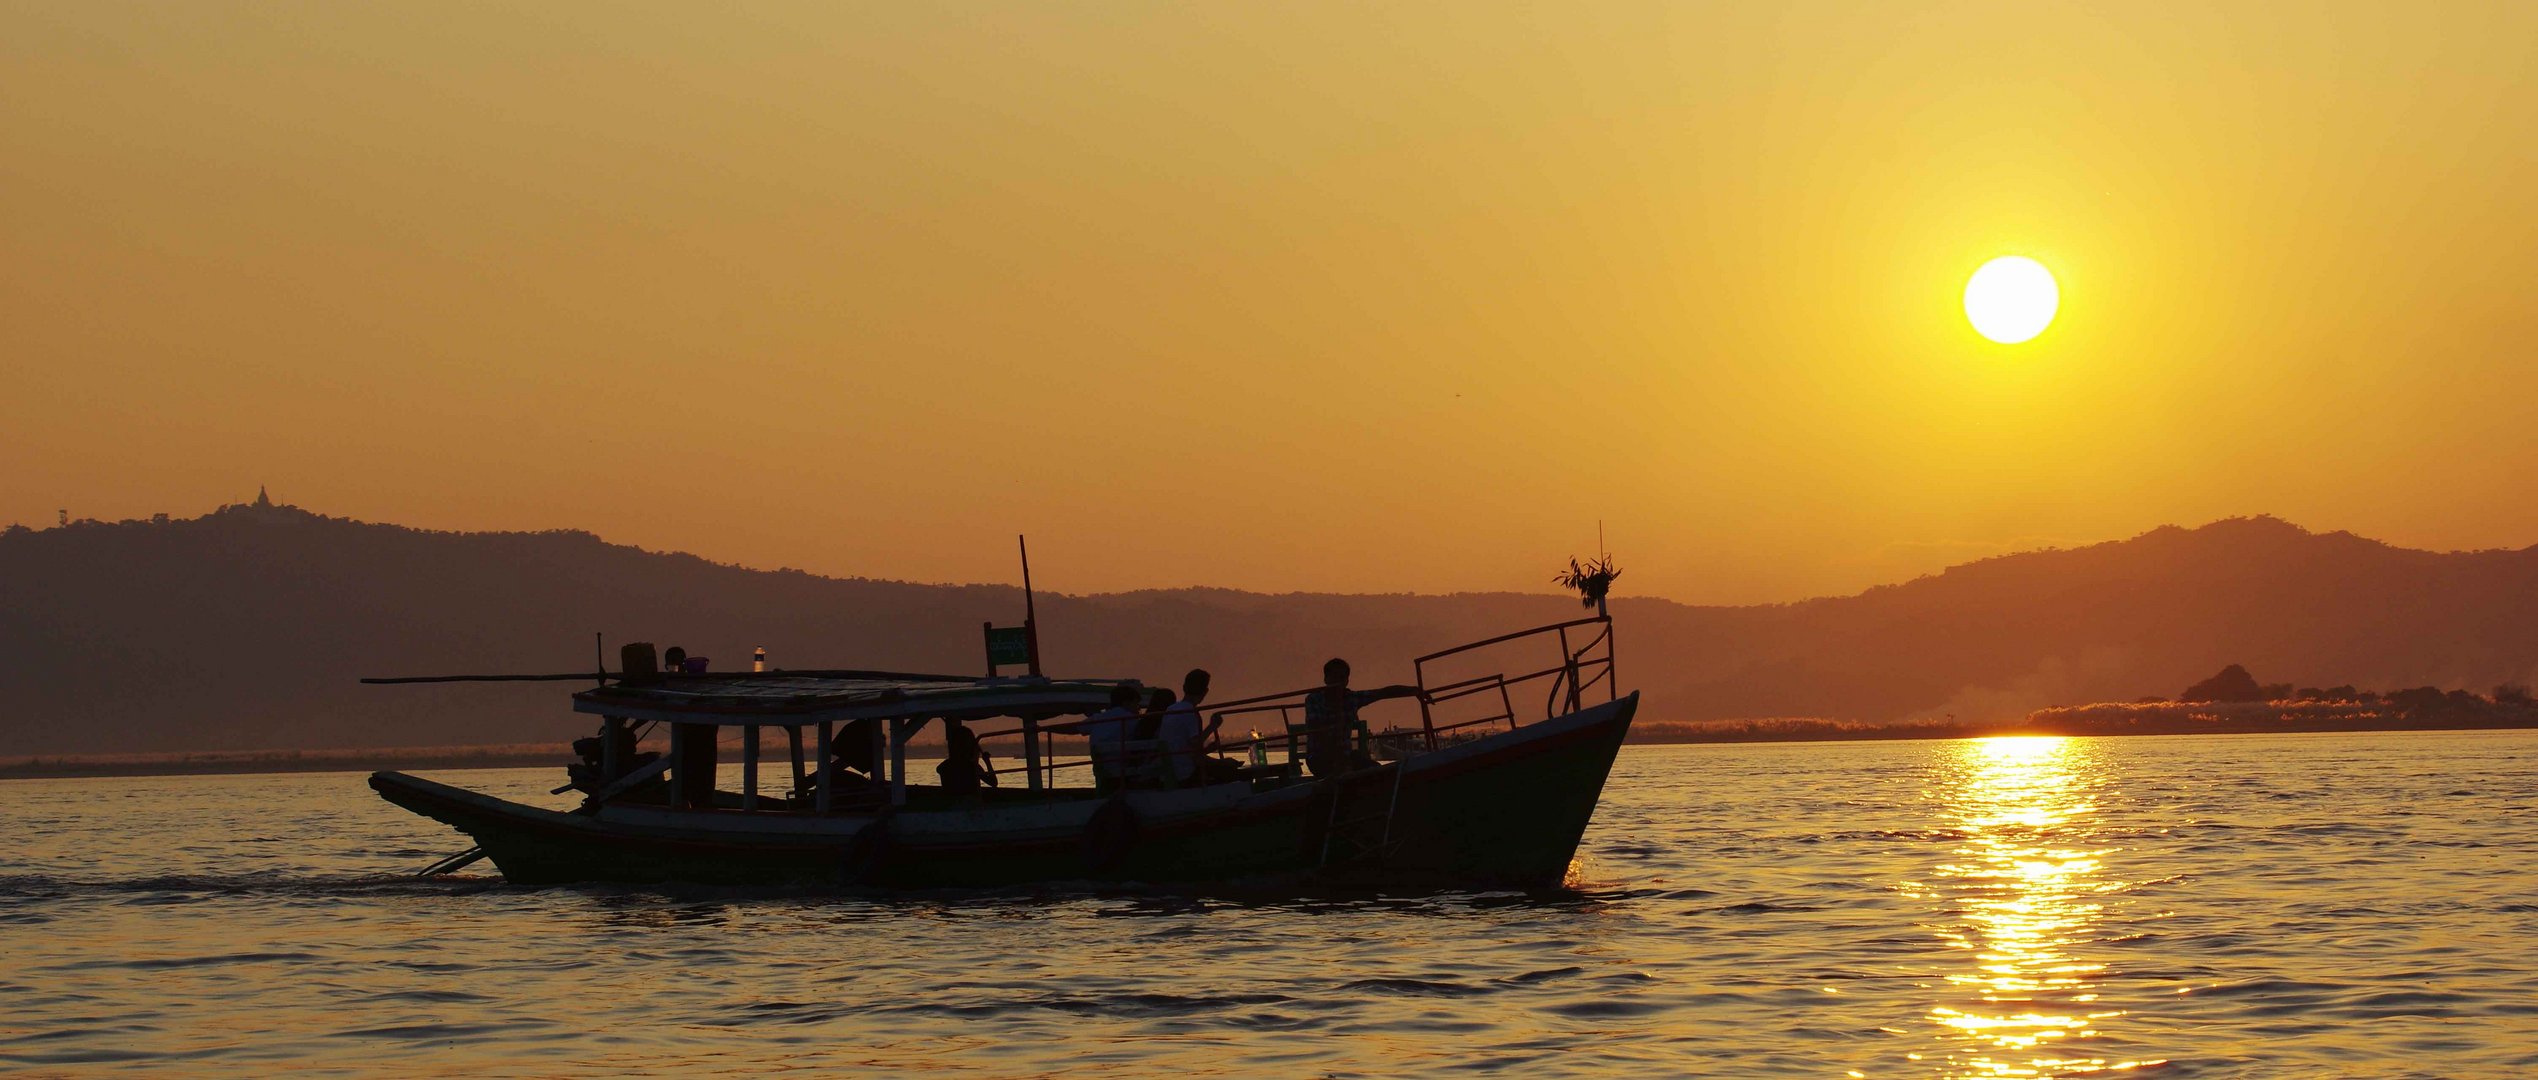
868 720 889 804
888 718 918 807
741 724 761 811
600 715 627 779
1021 716 1043 791
667 723 688 806
681 723 721 809
816 719 834 813
785 725 807 794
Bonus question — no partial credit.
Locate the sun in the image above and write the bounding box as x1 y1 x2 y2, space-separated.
1963 256 2059 344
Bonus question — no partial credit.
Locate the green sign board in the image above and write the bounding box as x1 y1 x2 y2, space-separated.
984 625 1032 668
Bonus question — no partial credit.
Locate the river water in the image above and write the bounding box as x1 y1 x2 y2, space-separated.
4 732 2534 1078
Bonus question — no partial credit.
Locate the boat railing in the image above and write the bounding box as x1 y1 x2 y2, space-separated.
622 614 1616 798
1412 613 1615 753
970 726 1233 790
981 614 1622 782
970 685 1330 790
974 727 1309 790
1199 699 1313 779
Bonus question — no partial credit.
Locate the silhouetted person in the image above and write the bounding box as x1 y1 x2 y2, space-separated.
830 717 879 775
1136 688 1175 740
591 719 637 777
1081 683 1143 789
565 719 654 795
1303 658 1423 778
1160 668 1214 786
935 718 997 797
818 717 885 803
1120 687 1177 786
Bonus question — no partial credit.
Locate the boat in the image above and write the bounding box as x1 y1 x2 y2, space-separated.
369 589 1635 890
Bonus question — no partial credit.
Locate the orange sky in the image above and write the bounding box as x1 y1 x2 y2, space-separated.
5 3 2534 604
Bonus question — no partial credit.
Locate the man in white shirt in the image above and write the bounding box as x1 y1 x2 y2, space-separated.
1157 669 1212 786
1080 683 1143 789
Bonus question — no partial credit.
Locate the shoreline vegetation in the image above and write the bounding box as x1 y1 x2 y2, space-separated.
9 689 2536 780
1630 702 2538 745
1637 670 2538 745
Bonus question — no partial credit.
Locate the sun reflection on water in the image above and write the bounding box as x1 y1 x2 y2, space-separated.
1912 736 2157 1077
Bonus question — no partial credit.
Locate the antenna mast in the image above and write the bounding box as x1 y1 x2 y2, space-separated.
1019 535 1042 676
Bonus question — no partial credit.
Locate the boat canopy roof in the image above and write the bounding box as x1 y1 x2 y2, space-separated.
572 674 1132 727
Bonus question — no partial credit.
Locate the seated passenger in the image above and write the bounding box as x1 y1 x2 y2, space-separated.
812 717 886 803
831 717 879 775
1136 688 1174 740
1080 684 1143 790
1120 688 1177 787
935 718 999 796
1158 668 1213 787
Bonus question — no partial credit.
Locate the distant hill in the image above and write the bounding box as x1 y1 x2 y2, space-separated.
4 501 2536 756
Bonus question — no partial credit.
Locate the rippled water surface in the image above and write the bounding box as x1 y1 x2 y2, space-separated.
5 732 2537 1077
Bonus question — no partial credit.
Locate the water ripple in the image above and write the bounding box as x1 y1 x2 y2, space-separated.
0 734 2533 1076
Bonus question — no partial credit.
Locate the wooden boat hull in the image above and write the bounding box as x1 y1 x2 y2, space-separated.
371 691 1636 889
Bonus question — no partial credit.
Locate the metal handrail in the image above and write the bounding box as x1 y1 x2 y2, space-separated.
1021 685 1329 788
973 706 1320 789
902 617 1620 786
1413 614 1616 752
975 726 1308 786
1544 622 1612 716
1424 676 1508 705
1423 672 1510 696
1413 615 1612 665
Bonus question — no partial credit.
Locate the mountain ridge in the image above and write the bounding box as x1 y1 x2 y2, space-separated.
4 502 2534 755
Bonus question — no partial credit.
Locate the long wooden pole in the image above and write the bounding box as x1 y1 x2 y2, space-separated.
1020 534 1042 676
363 673 619 684
586 753 671 807
361 666 978 685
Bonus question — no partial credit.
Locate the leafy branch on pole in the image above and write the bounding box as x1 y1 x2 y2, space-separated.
1554 555 1622 612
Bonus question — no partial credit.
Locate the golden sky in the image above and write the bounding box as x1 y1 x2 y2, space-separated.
5 2 2534 603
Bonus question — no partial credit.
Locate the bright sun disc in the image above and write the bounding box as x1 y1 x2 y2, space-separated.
1963 256 2059 344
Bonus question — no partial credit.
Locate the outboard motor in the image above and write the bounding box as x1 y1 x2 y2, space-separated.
565 718 656 797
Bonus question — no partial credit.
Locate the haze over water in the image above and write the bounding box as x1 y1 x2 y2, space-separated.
5 732 2534 1077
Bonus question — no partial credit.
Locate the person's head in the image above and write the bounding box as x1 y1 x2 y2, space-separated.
1182 668 1212 704
834 717 877 767
1148 687 1176 712
1109 683 1142 708
1323 658 1351 687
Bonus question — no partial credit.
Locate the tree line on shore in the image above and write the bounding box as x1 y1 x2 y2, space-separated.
2162 662 2534 710
1632 664 2538 745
